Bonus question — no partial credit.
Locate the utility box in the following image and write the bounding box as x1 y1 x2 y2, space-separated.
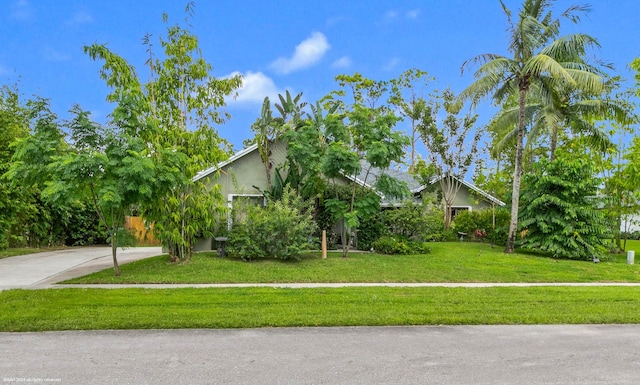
627 250 635 265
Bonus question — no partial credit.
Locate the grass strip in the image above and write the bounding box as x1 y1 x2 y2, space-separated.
65 242 640 284
2 286 640 332
0 246 69 260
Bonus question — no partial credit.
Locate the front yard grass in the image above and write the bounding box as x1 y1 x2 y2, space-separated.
65 242 640 284
0 246 69 260
2 286 640 331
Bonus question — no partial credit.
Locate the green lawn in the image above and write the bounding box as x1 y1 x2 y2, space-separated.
4 241 640 332
621 239 640 253
65 242 640 284
2 286 640 332
0 246 69 260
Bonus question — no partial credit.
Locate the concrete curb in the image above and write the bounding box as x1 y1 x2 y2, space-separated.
10 282 640 290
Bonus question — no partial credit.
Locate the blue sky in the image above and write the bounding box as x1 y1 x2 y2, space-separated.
1 0 638 152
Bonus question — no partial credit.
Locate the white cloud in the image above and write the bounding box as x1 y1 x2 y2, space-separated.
383 57 401 71
383 9 421 23
226 71 284 105
42 47 71 62
270 32 330 75
406 9 421 19
384 10 399 20
11 0 33 21
70 10 93 24
332 56 352 69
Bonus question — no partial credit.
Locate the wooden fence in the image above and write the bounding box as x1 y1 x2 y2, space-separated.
124 216 161 245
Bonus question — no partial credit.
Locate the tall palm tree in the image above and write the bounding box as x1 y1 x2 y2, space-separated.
460 0 604 253
490 79 630 161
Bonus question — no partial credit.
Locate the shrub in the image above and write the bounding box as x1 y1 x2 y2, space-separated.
228 187 318 261
356 211 386 251
518 155 611 260
372 236 431 255
381 203 446 242
451 207 509 245
382 202 429 240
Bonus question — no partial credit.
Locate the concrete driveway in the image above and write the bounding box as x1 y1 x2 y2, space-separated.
0 246 162 290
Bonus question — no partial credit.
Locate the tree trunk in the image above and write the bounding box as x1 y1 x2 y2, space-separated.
409 122 416 173
505 86 527 254
444 203 452 230
549 126 558 161
111 232 120 276
342 223 349 258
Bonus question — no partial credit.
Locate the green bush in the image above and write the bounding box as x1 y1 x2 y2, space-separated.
381 203 446 242
315 185 382 250
356 211 386 251
372 236 431 255
228 187 318 261
518 155 611 260
452 207 509 245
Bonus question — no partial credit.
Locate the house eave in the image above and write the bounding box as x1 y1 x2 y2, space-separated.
412 175 506 207
193 143 259 182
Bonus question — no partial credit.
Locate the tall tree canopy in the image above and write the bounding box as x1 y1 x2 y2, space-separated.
460 0 605 253
84 7 241 261
418 88 481 229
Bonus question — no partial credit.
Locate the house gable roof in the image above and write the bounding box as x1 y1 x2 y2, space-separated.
415 175 506 207
193 143 259 182
357 160 506 207
194 144 505 207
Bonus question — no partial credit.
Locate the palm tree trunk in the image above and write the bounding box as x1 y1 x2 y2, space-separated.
550 126 558 161
505 86 527 254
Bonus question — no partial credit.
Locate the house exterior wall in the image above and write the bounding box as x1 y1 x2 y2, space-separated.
203 141 289 197
452 186 493 211
196 141 289 252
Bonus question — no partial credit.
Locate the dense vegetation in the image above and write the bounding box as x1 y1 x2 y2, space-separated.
1 0 639 267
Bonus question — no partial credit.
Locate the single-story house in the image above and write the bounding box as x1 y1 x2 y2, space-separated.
354 160 505 214
192 141 505 251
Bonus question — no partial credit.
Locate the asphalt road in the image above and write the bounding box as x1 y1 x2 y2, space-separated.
2 325 640 385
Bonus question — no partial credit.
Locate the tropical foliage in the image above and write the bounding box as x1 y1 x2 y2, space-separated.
4 0 640 265
518 151 611 260
461 0 606 253
84 8 241 262
228 187 317 261
418 88 481 229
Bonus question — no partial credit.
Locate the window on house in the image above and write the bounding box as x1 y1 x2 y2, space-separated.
231 195 266 208
451 206 470 220
227 194 266 228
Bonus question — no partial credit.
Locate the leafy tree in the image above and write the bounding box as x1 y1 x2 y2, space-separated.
518 151 611 260
84 7 241 261
418 88 481 229
321 73 410 257
0 85 30 249
247 91 307 195
274 90 307 125
41 107 156 275
460 0 604 253
249 97 279 192
4 98 74 248
618 135 640 249
389 68 433 172
490 77 631 161
283 100 337 200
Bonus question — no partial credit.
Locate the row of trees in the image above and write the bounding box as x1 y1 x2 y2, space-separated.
2 8 242 274
3 0 640 268
461 0 636 255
